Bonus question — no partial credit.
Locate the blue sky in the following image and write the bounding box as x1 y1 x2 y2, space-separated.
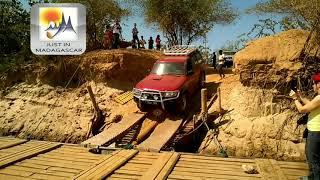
121 0 281 52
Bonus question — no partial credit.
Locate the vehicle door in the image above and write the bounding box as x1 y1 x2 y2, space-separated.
193 51 203 85
186 56 198 94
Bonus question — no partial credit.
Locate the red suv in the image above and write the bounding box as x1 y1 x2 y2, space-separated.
133 46 205 113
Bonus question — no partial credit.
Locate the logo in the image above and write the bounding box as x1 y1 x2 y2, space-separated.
31 4 86 55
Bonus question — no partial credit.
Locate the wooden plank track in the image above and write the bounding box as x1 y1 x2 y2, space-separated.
107 151 160 179
74 149 138 180
137 115 183 152
0 137 28 150
141 152 180 180
114 91 133 105
0 141 61 169
81 112 146 147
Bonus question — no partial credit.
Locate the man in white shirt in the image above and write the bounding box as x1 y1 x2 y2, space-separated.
112 20 122 49
217 50 226 79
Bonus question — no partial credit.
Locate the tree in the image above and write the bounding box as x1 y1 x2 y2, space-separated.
247 0 320 30
0 1 30 55
55 0 129 50
135 0 237 46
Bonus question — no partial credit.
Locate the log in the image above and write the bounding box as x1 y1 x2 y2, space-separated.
201 89 207 114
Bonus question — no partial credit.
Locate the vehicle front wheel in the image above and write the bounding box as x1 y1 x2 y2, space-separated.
137 102 147 112
176 93 188 114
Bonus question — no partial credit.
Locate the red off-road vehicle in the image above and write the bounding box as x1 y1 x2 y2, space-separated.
133 45 205 113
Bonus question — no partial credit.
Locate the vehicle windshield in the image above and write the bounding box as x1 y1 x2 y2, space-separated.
151 62 185 75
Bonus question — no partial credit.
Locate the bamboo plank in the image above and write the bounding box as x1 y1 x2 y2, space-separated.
175 162 246 173
0 174 34 180
30 173 68 180
121 163 151 169
169 171 260 180
172 166 261 178
127 160 153 165
283 169 309 176
178 158 254 166
23 159 88 170
109 173 140 179
181 154 255 163
47 150 101 159
37 154 97 164
15 162 50 170
114 169 144 176
0 139 28 150
279 163 309 169
0 168 34 176
0 143 61 168
40 152 101 161
47 167 82 174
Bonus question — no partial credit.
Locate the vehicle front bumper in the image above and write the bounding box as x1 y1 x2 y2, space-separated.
133 90 180 110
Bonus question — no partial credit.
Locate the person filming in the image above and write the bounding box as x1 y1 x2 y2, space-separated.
290 73 320 180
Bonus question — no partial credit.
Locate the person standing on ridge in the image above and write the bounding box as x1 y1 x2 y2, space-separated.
139 36 146 49
148 36 154 50
132 23 140 48
155 35 161 50
212 52 217 69
112 19 122 49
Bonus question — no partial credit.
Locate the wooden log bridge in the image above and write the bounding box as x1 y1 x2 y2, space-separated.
0 137 309 180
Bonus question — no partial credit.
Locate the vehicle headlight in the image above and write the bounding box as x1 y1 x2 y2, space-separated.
133 88 142 96
162 91 179 98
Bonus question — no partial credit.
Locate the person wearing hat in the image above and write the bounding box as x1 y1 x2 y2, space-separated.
290 73 320 180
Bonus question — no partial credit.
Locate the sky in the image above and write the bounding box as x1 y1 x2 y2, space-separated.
120 0 281 52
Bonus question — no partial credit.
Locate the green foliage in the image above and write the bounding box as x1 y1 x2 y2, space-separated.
135 0 237 46
55 0 129 50
0 1 30 55
247 0 320 30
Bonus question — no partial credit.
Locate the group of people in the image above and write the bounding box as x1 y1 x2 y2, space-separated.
131 23 161 50
103 20 161 50
211 50 226 79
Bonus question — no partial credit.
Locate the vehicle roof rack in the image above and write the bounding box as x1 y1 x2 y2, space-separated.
164 45 197 56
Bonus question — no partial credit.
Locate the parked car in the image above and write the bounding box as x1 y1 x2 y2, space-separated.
133 45 205 113
223 50 236 68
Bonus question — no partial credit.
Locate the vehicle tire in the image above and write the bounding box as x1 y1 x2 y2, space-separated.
176 93 188 115
199 72 206 89
137 102 147 112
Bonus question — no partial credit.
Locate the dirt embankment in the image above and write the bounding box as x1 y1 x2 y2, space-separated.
201 75 305 161
234 29 320 89
200 29 320 161
0 49 162 143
